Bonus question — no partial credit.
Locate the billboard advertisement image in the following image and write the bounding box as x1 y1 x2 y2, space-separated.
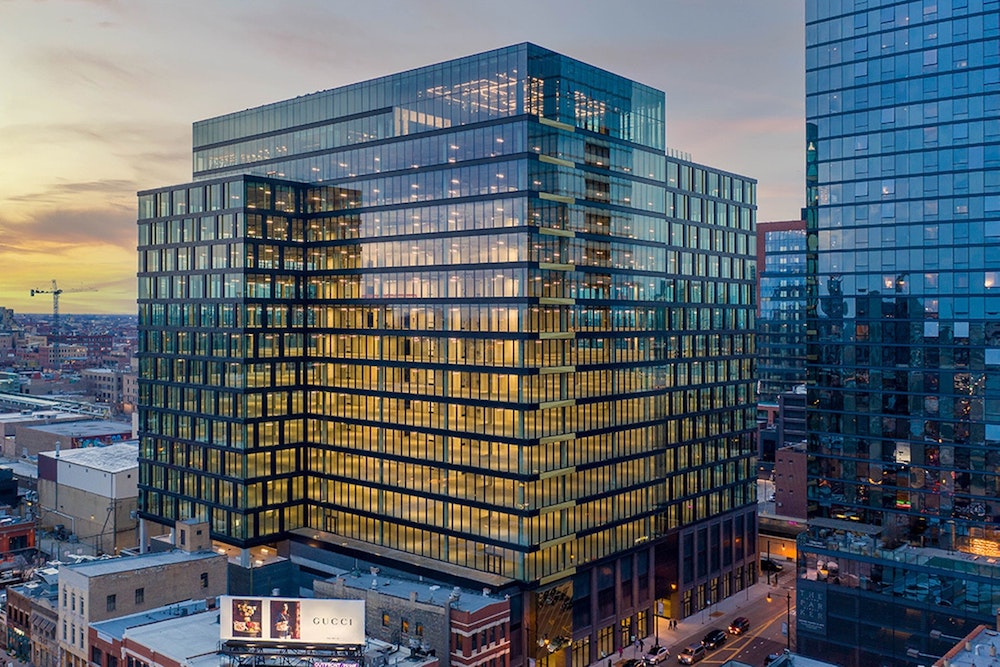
221 596 365 645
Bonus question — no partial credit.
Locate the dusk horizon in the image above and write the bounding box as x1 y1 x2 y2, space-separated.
0 0 804 315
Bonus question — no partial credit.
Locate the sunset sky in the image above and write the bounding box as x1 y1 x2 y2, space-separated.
0 0 804 315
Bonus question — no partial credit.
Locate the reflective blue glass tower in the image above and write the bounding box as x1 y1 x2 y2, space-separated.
757 219 808 405
801 3 1000 666
137 44 758 666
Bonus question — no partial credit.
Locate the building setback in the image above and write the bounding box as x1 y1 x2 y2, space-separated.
801 2 1000 666
136 43 758 667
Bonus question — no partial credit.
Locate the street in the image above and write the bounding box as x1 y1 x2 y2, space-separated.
657 587 795 667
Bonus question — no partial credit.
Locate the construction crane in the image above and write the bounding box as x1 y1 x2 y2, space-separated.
30 280 97 340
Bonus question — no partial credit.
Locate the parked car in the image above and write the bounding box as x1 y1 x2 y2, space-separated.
728 616 750 635
764 652 784 666
702 629 727 650
643 645 670 664
760 558 784 572
677 644 706 665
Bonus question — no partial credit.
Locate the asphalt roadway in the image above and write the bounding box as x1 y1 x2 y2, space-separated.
603 580 796 667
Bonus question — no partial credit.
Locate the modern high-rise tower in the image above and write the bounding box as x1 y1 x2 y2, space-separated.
801 3 1000 666
136 44 758 666
756 219 808 406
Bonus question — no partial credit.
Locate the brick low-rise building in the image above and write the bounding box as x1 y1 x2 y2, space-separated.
15 420 132 458
6 566 60 667
315 568 510 667
89 600 212 667
773 442 808 521
58 550 228 667
80 369 123 407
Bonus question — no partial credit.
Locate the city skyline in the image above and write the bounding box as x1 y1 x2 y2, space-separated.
0 0 804 314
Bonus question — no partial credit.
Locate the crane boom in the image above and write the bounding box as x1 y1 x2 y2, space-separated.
29 280 98 341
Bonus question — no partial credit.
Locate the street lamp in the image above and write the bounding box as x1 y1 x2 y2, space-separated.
766 539 772 585
766 591 792 651
785 592 791 651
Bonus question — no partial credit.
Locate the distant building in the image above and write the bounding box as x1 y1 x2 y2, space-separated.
756 220 807 405
19 372 85 396
80 369 123 407
120 359 138 415
58 550 228 667
13 420 132 459
0 410 89 441
57 334 114 365
757 388 806 466
0 308 18 332
0 370 17 389
775 390 806 453
773 442 807 521
39 345 89 369
37 443 139 554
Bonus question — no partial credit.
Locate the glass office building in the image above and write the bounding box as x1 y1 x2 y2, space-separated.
137 44 758 665
801 3 1000 666
757 219 808 404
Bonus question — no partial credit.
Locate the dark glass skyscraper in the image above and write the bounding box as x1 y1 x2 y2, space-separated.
137 44 758 666
800 3 1000 666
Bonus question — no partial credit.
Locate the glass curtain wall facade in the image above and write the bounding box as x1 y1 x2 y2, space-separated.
801 3 1000 666
137 44 758 665
757 220 808 405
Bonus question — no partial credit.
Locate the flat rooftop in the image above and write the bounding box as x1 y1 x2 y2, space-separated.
0 458 39 480
335 568 505 614
65 550 221 578
0 410 83 425
122 608 220 664
935 626 1000 667
291 540 508 615
93 599 209 641
24 420 131 437
41 442 138 472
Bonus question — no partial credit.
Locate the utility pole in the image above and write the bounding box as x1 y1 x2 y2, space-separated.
786 591 791 651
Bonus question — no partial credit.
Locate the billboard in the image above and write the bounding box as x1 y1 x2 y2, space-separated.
220 596 365 645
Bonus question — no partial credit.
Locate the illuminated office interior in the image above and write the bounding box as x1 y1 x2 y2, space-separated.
137 44 758 666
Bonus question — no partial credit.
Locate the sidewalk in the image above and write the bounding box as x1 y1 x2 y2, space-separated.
663 581 774 647
591 581 780 667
